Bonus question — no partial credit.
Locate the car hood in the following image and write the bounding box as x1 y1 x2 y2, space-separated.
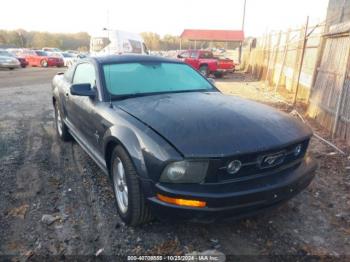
0 55 17 61
115 92 312 158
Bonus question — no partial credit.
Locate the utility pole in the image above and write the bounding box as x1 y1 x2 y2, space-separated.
239 0 247 64
105 9 110 54
242 0 247 31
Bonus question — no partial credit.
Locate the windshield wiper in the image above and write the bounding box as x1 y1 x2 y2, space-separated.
111 89 217 101
111 93 152 101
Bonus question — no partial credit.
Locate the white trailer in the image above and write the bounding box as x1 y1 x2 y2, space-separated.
90 30 149 56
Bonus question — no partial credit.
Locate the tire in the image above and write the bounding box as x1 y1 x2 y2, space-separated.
41 60 48 67
199 65 209 77
54 102 71 141
214 72 224 79
110 146 153 226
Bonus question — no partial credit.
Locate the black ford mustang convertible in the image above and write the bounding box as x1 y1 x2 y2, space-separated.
52 55 317 225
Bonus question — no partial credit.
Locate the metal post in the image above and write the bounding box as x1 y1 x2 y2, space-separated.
239 0 247 64
242 0 247 30
292 16 309 108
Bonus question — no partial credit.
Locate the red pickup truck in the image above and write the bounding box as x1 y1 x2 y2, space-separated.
177 50 235 78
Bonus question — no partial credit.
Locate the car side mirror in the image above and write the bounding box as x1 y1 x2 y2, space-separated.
177 54 183 59
70 83 95 98
208 78 216 85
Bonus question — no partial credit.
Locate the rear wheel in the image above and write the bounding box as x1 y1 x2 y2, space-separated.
54 102 71 141
199 65 209 77
110 146 153 226
41 60 48 67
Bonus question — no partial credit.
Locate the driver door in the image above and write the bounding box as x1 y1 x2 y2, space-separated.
69 62 98 147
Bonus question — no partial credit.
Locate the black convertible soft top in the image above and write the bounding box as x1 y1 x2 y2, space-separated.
91 54 181 65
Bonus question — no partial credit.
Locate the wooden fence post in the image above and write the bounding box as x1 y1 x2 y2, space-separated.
271 31 282 86
274 29 291 93
309 25 327 104
332 36 350 137
264 31 282 90
291 26 306 93
293 16 309 107
265 33 272 78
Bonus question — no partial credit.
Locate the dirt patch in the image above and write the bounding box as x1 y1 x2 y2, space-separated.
6 204 29 219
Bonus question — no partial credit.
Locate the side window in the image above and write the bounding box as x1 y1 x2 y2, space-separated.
73 63 96 88
64 65 75 82
190 52 198 58
180 52 190 58
143 43 149 54
199 52 213 59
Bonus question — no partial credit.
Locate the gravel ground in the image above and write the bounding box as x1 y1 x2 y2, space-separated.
0 68 350 261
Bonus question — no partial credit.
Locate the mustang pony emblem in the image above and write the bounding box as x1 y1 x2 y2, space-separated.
261 152 285 168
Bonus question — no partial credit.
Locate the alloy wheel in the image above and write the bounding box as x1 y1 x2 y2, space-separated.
113 157 129 214
56 105 63 136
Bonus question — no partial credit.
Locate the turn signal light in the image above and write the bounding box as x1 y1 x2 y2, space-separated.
156 194 206 208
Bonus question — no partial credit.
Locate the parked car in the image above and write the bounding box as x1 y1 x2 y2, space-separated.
0 49 21 69
178 50 218 77
42 47 62 53
0 49 27 68
52 55 317 225
50 52 76 67
178 50 235 78
66 50 79 55
22 50 64 67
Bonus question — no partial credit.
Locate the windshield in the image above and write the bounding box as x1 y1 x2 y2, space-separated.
103 62 214 97
62 53 73 57
35 51 47 56
50 52 62 57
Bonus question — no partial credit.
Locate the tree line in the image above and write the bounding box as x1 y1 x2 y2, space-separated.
0 29 90 51
0 29 241 51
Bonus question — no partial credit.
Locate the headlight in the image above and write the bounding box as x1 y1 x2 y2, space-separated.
159 161 209 184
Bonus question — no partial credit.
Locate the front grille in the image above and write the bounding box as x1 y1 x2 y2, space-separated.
205 139 310 183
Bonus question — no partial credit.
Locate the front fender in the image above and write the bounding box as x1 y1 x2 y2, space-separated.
103 122 182 182
103 125 147 179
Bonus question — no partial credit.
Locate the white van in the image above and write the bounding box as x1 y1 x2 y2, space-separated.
90 30 149 56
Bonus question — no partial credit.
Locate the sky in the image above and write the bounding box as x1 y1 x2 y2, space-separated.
1 0 329 37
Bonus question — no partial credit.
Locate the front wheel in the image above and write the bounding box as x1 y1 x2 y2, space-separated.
41 59 48 67
54 102 71 141
110 146 153 226
214 72 224 79
199 65 209 77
